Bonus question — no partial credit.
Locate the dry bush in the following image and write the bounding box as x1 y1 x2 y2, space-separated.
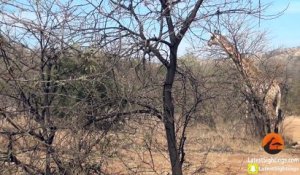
280 116 300 146
0 113 119 174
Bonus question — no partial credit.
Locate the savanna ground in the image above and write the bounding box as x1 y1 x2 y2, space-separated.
1 114 300 175
1 53 299 175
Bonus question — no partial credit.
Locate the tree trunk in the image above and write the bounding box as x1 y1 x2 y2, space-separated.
254 106 269 138
163 47 183 175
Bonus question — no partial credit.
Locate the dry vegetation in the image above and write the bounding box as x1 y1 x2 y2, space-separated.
1 49 300 174
1 0 300 174
1 114 300 175
1 48 300 174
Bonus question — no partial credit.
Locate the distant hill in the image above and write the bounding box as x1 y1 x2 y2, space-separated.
265 47 300 115
265 47 300 60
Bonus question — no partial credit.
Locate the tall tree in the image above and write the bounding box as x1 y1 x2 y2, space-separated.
81 0 269 174
0 0 275 174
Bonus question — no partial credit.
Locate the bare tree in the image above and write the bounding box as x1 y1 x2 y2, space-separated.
0 1 117 174
0 0 276 174
79 0 271 174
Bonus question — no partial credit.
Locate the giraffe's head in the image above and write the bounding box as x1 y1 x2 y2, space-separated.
207 31 237 57
207 31 222 47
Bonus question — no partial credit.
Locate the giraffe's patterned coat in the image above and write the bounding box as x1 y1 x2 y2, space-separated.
208 31 281 133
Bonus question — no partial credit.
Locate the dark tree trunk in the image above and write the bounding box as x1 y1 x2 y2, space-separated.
163 46 183 175
250 97 269 139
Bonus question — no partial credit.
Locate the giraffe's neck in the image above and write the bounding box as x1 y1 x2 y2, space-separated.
216 35 262 90
216 35 261 77
216 35 241 63
240 58 261 78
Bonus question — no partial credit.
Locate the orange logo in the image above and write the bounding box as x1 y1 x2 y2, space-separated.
262 133 284 154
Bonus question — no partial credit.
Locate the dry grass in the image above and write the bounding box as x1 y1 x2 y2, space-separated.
1 115 300 174
280 116 300 146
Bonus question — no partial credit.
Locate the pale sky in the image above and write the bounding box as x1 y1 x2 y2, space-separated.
1 0 298 56
178 0 300 56
261 0 300 49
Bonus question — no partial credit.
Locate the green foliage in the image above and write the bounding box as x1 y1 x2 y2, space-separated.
179 53 199 67
52 52 118 119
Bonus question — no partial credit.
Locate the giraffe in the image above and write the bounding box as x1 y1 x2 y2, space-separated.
208 31 282 134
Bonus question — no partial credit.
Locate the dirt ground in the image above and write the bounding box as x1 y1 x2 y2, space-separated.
1 116 300 174
103 116 300 175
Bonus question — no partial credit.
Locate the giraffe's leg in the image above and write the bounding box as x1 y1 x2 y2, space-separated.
268 112 275 133
265 116 272 133
265 102 277 133
245 100 249 119
275 106 279 118
274 109 283 133
270 120 275 133
267 122 271 133
275 89 281 118
273 89 282 133
270 111 278 133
